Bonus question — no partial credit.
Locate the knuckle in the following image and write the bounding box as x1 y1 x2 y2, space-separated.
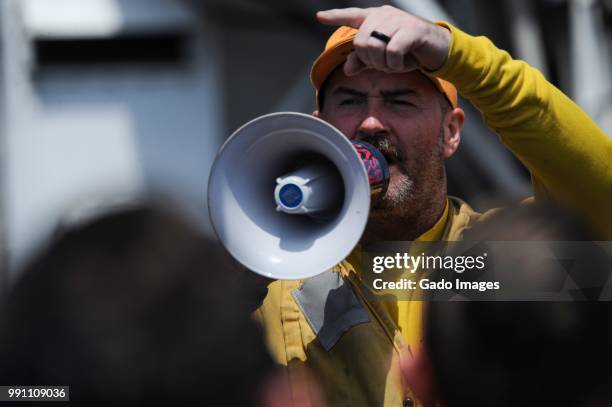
386 45 403 58
396 31 415 48
353 36 367 49
365 37 383 52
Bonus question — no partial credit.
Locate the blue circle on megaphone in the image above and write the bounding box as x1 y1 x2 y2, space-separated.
279 184 303 208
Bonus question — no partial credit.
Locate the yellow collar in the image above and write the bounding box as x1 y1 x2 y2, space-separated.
341 198 451 276
415 198 450 241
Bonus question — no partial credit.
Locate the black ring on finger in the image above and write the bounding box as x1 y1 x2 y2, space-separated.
370 30 391 44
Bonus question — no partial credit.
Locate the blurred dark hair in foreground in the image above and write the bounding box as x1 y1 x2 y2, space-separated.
424 203 612 407
0 203 275 405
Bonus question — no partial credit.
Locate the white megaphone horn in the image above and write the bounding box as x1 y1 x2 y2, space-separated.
208 112 389 280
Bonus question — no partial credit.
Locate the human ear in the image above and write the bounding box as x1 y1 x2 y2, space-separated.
442 107 464 159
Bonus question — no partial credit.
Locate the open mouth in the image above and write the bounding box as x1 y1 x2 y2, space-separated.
375 146 400 166
380 150 396 165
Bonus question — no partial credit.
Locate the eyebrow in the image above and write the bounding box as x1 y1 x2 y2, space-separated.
380 89 419 98
332 86 367 98
331 86 419 98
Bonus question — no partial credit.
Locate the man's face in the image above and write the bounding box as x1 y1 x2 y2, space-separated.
317 68 448 219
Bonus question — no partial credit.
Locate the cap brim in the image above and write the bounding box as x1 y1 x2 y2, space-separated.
310 39 354 89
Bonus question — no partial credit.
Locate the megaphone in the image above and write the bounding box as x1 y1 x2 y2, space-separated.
208 112 389 280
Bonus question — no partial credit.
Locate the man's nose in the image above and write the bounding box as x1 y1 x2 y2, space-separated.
358 114 388 136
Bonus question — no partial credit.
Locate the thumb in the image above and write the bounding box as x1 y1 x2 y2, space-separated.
316 7 369 28
343 51 368 76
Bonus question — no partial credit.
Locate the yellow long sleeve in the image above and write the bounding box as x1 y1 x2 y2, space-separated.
430 23 612 238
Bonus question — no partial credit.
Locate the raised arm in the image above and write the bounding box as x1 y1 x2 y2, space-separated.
318 5 612 237
429 23 612 236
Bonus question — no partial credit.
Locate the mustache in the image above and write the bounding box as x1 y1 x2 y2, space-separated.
357 134 405 165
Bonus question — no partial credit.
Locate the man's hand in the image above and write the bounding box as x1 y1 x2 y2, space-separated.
317 6 451 76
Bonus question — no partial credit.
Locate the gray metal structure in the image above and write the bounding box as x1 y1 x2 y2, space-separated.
0 0 223 281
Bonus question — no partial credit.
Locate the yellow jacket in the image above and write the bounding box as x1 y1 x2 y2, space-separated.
255 23 612 407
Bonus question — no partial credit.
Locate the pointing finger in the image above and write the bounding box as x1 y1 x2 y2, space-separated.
316 8 369 28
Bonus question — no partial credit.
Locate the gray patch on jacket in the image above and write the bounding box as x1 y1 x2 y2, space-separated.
292 271 370 351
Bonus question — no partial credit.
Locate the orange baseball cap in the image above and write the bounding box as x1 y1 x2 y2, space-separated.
310 25 458 109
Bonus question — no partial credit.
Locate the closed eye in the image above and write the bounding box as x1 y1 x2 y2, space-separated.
339 97 365 106
386 99 414 106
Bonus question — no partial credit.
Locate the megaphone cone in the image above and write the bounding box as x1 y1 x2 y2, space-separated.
208 112 387 280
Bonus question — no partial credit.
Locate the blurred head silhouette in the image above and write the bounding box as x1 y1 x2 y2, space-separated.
0 203 283 405
403 203 612 407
